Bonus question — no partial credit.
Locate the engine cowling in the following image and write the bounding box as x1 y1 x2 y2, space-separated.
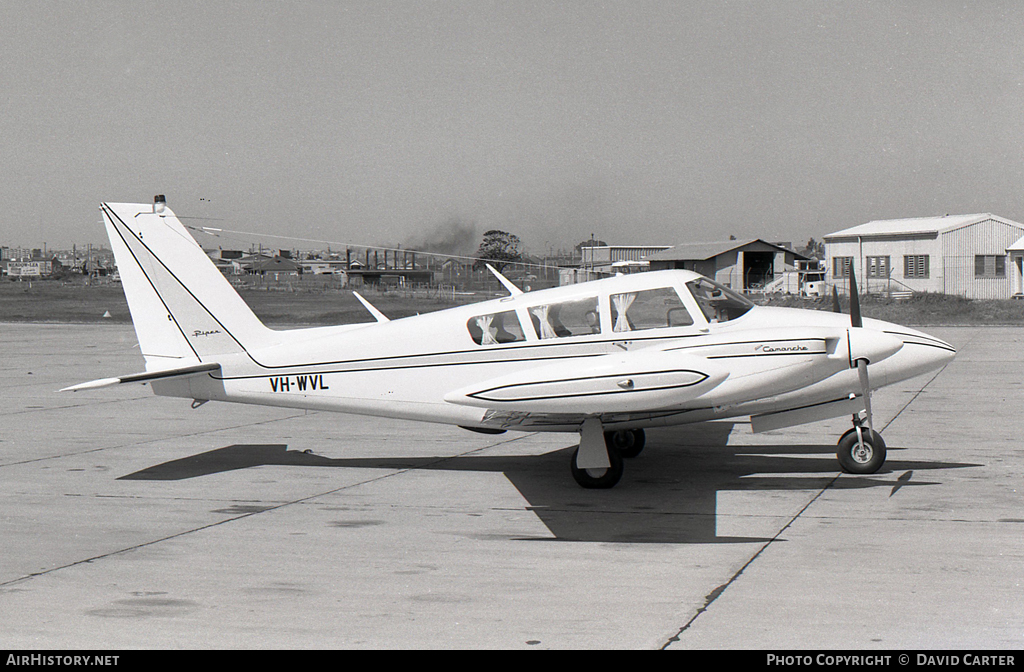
846 327 904 367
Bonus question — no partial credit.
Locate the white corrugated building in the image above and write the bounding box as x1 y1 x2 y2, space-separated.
579 245 673 274
823 214 1024 299
1007 235 1024 298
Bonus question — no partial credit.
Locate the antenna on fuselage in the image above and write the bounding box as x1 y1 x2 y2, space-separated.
485 264 524 296
352 292 390 323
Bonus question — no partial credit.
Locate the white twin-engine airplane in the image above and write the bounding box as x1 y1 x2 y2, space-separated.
65 198 956 488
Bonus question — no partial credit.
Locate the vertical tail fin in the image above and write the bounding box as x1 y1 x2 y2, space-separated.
102 198 277 368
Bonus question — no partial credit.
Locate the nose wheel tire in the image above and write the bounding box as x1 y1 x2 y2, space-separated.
837 428 887 474
605 429 646 458
570 447 624 489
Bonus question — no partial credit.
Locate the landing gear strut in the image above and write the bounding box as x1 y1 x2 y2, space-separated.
837 416 886 474
570 446 624 489
569 422 646 488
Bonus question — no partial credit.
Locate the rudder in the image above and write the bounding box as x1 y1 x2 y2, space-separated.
101 197 277 367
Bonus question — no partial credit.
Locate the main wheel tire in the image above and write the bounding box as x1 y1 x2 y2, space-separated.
570 447 624 489
837 428 887 474
839 427 887 451
605 428 646 459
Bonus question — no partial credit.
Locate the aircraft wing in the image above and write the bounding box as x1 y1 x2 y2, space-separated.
61 362 221 392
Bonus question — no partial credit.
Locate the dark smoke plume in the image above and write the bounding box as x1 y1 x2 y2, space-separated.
404 216 478 257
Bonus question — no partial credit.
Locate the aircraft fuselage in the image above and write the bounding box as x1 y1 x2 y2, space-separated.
156 270 953 434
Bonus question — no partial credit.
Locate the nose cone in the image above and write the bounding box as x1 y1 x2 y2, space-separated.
870 321 956 382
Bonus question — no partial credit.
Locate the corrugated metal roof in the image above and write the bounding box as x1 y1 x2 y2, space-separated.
823 213 1003 239
251 256 301 271
644 239 803 262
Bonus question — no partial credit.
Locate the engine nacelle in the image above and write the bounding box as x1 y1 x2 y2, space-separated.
846 328 904 367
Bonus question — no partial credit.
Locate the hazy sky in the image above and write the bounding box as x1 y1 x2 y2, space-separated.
3 0 1023 255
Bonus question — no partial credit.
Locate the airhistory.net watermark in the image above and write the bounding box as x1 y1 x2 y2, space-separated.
6 655 118 667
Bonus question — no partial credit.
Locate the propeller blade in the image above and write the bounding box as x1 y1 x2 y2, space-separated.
848 262 862 328
831 285 842 313
856 358 874 436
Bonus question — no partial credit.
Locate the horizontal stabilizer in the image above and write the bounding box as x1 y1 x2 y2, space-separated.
61 362 221 392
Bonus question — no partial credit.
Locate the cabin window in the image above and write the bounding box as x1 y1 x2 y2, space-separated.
685 277 754 323
610 287 692 332
528 297 599 339
467 310 526 345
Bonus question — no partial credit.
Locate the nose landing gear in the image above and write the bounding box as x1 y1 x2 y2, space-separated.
837 416 886 474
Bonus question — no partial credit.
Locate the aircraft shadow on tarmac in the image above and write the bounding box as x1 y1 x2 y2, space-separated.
119 424 979 544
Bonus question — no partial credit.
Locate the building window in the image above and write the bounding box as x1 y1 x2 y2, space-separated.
832 257 853 278
866 256 890 278
975 255 1006 278
904 255 930 279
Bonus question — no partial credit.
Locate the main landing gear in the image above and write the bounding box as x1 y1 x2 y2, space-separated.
570 414 888 487
605 427 646 458
836 415 886 474
570 419 646 489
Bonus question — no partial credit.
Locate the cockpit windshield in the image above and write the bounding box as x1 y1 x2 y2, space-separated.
685 277 755 323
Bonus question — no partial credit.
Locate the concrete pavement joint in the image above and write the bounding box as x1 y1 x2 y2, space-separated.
660 473 842 649
880 364 951 434
0 396 146 418
0 409 312 469
660 346 959 649
0 432 539 590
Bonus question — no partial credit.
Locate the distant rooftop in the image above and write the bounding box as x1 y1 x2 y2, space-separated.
824 213 1020 239
644 239 805 262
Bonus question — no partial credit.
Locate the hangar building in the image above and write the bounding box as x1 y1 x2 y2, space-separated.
644 239 808 292
579 245 673 274
824 213 1024 299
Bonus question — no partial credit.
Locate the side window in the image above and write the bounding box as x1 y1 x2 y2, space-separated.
467 310 526 345
610 287 692 332
528 297 600 339
686 277 755 323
